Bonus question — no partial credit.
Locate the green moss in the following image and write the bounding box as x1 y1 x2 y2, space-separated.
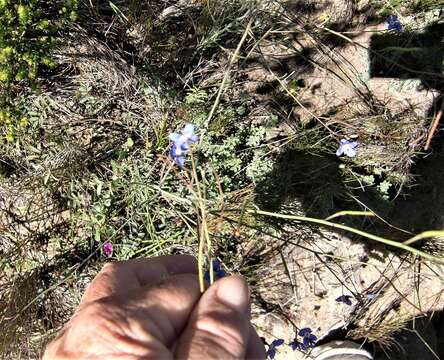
17 5 30 25
0 0 77 141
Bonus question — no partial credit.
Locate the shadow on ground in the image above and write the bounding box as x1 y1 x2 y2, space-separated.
369 22 444 91
314 310 444 360
374 312 444 360
255 150 348 218
370 21 444 150
386 149 444 235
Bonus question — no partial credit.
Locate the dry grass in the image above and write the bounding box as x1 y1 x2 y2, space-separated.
1 0 443 358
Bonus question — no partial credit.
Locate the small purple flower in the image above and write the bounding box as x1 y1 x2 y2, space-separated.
387 15 402 33
298 328 317 348
366 293 377 300
336 139 358 157
204 259 227 282
169 145 186 167
266 339 285 359
102 241 113 257
169 124 198 167
336 295 353 306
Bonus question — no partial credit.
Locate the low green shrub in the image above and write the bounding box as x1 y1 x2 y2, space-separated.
0 0 77 142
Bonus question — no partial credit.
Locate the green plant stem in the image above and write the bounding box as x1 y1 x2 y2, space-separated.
325 210 375 221
190 154 207 292
246 209 444 264
404 230 444 245
200 168 214 284
204 18 253 129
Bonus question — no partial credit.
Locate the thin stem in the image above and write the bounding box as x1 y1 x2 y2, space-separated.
325 210 375 221
200 168 214 284
190 154 206 292
404 231 444 245
204 18 253 129
247 209 444 264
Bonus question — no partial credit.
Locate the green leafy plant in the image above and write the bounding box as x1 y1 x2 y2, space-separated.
183 87 275 192
370 0 402 16
0 0 77 141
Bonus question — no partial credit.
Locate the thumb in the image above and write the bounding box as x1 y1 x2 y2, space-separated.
175 275 254 359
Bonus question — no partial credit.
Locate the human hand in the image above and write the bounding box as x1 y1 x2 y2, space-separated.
43 255 266 359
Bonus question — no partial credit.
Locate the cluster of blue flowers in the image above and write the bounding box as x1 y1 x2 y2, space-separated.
289 328 317 351
169 124 198 167
265 292 379 358
387 15 402 33
266 328 318 359
204 259 227 282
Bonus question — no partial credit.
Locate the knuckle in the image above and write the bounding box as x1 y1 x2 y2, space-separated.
79 299 111 321
101 261 121 274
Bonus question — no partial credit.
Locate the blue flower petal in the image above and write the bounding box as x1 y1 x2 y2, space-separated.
266 348 276 359
336 295 352 305
175 156 186 167
212 259 221 271
169 145 177 157
169 124 198 167
298 328 312 337
183 123 195 136
387 15 402 33
169 133 181 142
272 339 285 347
189 134 199 143
387 15 397 23
205 261 227 282
216 269 227 278
336 295 353 305
204 271 210 283
302 335 317 348
289 340 304 351
343 147 356 157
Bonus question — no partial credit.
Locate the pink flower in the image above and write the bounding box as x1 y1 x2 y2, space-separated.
102 241 113 257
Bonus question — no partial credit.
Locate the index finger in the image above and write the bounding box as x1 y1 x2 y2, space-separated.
80 255 197 306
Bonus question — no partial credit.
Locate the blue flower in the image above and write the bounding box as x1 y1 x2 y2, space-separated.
366 293 377 300
298 328 317 348
169 144 186 167
266 339 285 359
169 124 198 167
289 328 318 352
204 259 227 282
336 139 358 157
387 15 402 33
336 295 353 306
289 338 305 351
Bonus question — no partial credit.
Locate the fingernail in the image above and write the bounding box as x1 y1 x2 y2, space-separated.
216 276 250 314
